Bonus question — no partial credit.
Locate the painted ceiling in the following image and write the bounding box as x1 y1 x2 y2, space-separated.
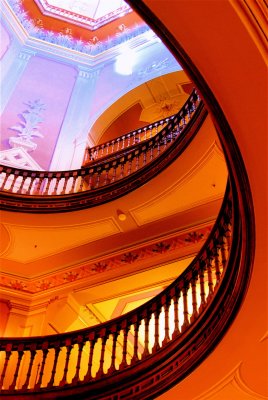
5 0 149 54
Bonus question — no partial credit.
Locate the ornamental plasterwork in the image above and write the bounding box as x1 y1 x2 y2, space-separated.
0 224 212 294
35 0 131 30
8 99 45 152
5 0 151 56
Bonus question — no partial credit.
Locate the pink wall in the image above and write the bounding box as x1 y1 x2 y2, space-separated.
0 56 76 170
0 23 10 60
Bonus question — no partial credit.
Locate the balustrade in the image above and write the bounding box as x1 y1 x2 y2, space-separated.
0 185 233 394
0 89 200 198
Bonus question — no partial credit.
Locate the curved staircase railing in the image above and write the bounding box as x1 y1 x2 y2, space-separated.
82 97 195 165
0 89 204 213
0 180 238 399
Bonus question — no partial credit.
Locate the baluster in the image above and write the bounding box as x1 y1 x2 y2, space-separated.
120 161 124 179
220 234 228 270
157 138 161 156
95 146 99 160
181 281 190 332
86 173 93 190
72 336 84 384
213 239 222 286
152 306 161 352
17 173 27 194
162 295 171 345
101 144 105 157
35 176 44 194
112 164 117 182
108 327 119 374
116 138 120 151
0 345 12 389
22 346 37 389
150 142 154 161
52 174 61 195
60 173 69 194
111 140 115 154
122 135 125 149
155 122 159 137
0 171 9 190
96 330 107 378
127 134 131 147
190 271 199 322
142 313 150 359
131 319 140 364
149 125 153 138
198 260 207 312
9 348 24 390
171 286 181 339
206 249 214 300
35 347 49 389
127 156 132 175
69 174 78 193
43 176 53 195
26 174 36 194
47 344 61 388
104 167 109 185
7 174 17 193
143 149 147 165
132 132 136 145
143 127 147 140
95 170 101 188
106 142 110 156
83 337 96 382
78 172 87 191
120 322 129 369
138 129 142 142
59 340 73 386
135 152 139 171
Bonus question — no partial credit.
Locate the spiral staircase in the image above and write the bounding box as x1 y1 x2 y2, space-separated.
0 0 267 399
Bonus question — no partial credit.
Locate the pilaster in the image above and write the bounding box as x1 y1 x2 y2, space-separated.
0 48 35 114
49 65 102 170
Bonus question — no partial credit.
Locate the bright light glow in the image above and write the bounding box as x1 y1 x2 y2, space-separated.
115 47 137 75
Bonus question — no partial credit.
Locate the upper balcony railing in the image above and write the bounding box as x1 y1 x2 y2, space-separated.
0 181 237 399
82 98 196 165
0 89 204 213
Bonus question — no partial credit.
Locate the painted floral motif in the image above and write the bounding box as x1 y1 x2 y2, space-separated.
91 262 109 273
36 280 52 290
152 241 171 254
0 225 212 294
121 252 139 264
8 280 27 291
185 231 204 243
63 271 80 282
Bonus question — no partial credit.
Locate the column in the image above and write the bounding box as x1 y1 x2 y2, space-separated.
49 65 102 171
0 48 35 114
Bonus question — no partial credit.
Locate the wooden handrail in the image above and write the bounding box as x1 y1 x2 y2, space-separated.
0 89 205 213
0 181 233 398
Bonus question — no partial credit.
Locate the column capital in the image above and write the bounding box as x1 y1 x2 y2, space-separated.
77 65 102 80
18 49 36 61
